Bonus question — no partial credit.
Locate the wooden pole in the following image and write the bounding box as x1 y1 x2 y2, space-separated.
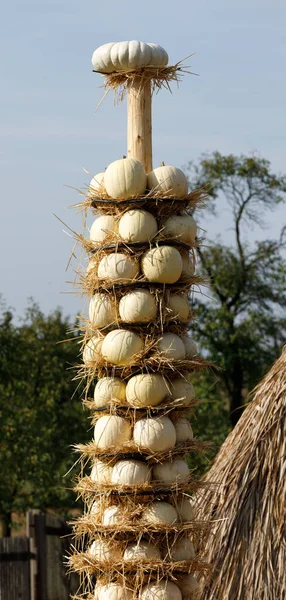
127 79 152 174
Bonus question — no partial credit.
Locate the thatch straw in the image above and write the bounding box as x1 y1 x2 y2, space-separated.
196 347 286 600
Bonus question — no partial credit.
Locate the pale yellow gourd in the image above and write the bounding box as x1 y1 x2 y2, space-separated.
118 209 158 242
124 542 161 561
92 41 168 73
93 415 131 450
93 377 126 408
119 289 157 323
157 333 186 360
141 502 178 525
180 251 196 278
176 495 196 522
152 459 190 485
90 459 113 484
95 584 133 600
102 505 125 526
89 293 117 328
169 538 195 561
82 335 103 364
90 215 117 243
141 246 182 284
163 215 197 244
133 416 176 452
175 418 194 443
141 581 182 600
166 293 189 321
170 379 196 406
178 574 200 599
89 172 105 194
104 158 146 199
97 253 139 282
88 538 122 561
101 329 143 366
111 459 151 485
126 374 168 407
147 165 188 197
181 337 198 358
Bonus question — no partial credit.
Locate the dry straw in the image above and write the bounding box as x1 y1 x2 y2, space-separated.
196 347 286 600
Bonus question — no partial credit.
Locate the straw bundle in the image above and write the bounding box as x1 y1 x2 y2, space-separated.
196 347 286 600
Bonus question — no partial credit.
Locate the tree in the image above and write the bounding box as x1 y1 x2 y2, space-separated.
187 153 286 426
0 299 89 535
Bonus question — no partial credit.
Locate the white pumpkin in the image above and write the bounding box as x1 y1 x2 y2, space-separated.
90 215 117 244
92 41 168 73
176 496 196 522
169 538 195 561
178 574 201 598
90 498 104 519
153 459 190 485
166 293 189 321
163 215 197 244
89 293 117 328
88 538 122 561
157 333 186 360
181 251 195 278
133 416 176 452
170 379 195 406
142 502 178 525
96 583 133 600
111 459 151 485
141 246 182 283
90 459 113 484
119 289 157 323
182 337 198 358
101 329 143 365
141 581 182 600
97 253 139 282
102 505 124 526
89 172 105 194
94 377 126 408
104 158 146 200
93 415 131 449
118 209 158 242
175 418 194 443
147 165 188 198
82 335 103 364
126 374 168 407
124 542 161 561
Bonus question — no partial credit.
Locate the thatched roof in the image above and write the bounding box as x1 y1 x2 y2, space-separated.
197 347 286 600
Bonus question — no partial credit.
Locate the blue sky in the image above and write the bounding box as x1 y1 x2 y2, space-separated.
1 0 286 320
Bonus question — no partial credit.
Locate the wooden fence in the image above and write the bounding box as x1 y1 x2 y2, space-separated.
0 511 78 600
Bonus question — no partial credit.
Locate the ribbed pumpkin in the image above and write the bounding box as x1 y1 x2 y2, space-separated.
157 333 186 360
124 542 161 561
95 583 133 600
141 581 182 600
133 416 176 452
180 251 195 278
111 459 151 485
119 289 157 323
166 293 189 321
88 539 122 561
126 374 168 407
104 158 146 199
174 418 194 443
147 165 188 198
94 377 126 408
176 496 196 522
90 215 117 243
181 337 198 358
89 293 117 328
97 253 139 282
82 335 103 364
169 537 195 561
101 329 143 365
118 209 158 242
163 215 197 244
91 41 168 73
141 246 182 283
170 379 195 406
102 505 125 526
90 459 113 484
152 459 190 485
142 502 178 525
93 415 131 449
89 172 105 194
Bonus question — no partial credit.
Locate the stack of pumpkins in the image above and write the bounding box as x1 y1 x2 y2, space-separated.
71 155 208 600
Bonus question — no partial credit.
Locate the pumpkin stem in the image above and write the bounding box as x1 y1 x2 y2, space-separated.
122 155 127 159
160 161 165 166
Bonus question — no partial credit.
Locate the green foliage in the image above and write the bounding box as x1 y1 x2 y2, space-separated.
0 300 89 534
